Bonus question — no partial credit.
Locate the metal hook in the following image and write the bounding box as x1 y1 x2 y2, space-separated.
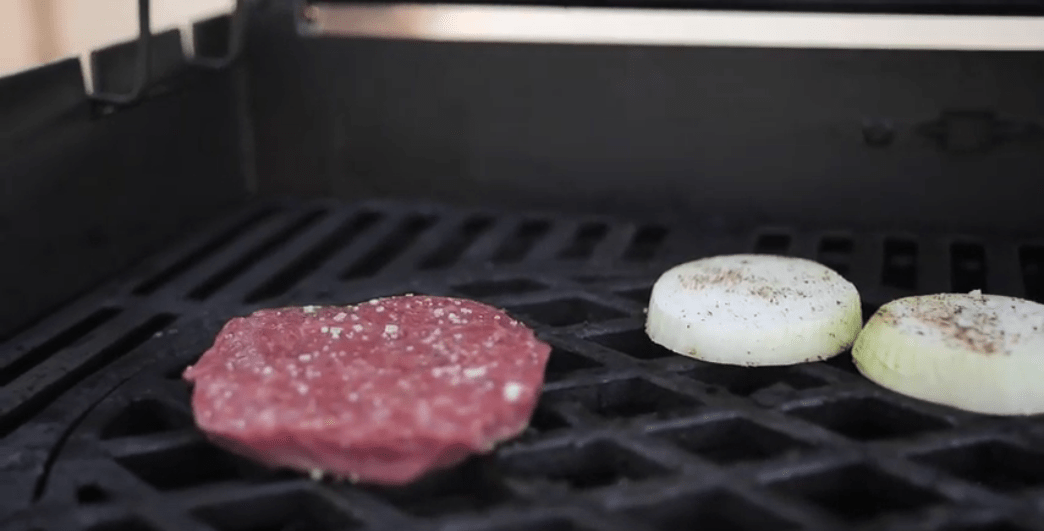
89 0 152 106
89 0 246 108
187 0 247 70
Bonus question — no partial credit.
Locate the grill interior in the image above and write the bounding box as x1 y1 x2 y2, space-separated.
4 199 1044 531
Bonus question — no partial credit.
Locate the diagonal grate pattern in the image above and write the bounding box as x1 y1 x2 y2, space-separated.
3 199 1044 531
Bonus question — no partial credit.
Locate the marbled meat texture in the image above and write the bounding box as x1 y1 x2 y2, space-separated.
183 295 552 485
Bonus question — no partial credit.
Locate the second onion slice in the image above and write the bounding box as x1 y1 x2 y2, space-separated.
853 292 1044 415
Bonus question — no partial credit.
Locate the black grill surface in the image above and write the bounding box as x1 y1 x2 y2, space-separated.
4 199 1044 531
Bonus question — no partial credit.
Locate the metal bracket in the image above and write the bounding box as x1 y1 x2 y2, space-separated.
90 0 152 106
89 0 246 107
187 0 247 70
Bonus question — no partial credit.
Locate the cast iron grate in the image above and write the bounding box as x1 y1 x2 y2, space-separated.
365 459 518 517
882 237 919 290
193 489 366 531
114 440 263 491
910 440 1044 493
646 416 813 465
769 463 947 523
544 347 602 381
682 364 828 397
507 297 629 327
99 399 193 440
4 198 1044 531
541 377 703 420
85 519 157 531
586 329 676 361
940 522 1033 531
616 489 801 531
786 396 953 441
498 439 671 491
478 518 600 531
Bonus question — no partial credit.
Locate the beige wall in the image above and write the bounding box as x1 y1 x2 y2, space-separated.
0 0 234 76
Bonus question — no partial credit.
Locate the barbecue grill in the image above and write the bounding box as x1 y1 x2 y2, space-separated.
5 1 1044 530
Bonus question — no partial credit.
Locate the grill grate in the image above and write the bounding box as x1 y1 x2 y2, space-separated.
4 199 1044 531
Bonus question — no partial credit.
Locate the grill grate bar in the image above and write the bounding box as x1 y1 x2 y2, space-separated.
984 239 1025 298
189 212 366 305
754 230 793 255
131 206 279 297
848 234 884 302
99 430 201 459
339 213 439 281
187 210 327 301
285 216 409 298
454 216 529 265
491 218 555 264
621 224 670 263
243 209 384 304
816 233 855 280
1019 243 1044 304
150 210 305 300
221 211 376 303
0 312 175 437
918 236 953 294
590 223 642 263
786 232 820 261
525 220 593 262
881 236 919 292
374 213 488 276
0 307 122 386
557 222 611 261
950 240 989 294
731 484 834 531
417 215 496 270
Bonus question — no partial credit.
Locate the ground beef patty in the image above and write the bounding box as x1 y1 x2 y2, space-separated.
183 295 552 485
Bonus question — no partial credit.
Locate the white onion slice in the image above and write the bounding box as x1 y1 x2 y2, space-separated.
645 254 862 366
853 291 1044 415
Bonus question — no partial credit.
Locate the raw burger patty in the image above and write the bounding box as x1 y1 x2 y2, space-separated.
183 295 552 485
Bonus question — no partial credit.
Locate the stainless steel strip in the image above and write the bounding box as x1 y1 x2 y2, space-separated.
304 3 1044 50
